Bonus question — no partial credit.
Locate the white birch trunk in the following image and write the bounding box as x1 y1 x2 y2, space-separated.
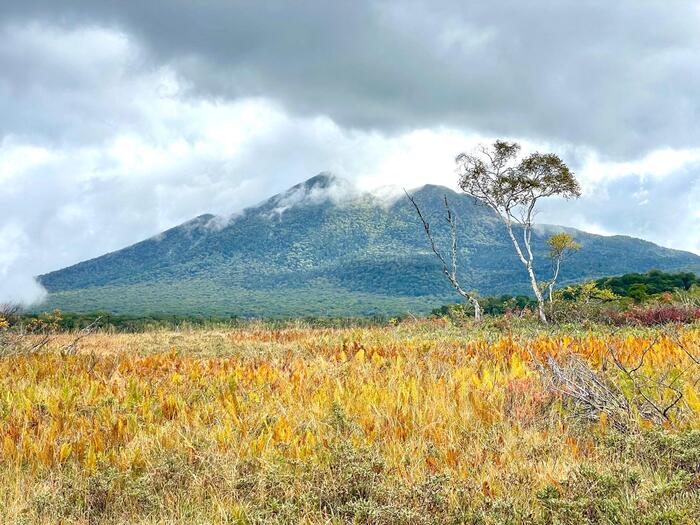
505 222 548 323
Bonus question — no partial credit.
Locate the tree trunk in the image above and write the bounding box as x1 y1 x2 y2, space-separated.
549 258 561 305
470 297 482 323
526 263 548 324
505 223 548 324
456 288 482 323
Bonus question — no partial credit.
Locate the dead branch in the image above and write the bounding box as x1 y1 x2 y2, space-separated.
60 316 104 357
405 190 482 321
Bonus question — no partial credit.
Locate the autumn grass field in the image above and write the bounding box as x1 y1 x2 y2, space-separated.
2 321 700 524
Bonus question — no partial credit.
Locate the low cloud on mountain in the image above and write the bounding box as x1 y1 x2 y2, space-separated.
1 1 699 304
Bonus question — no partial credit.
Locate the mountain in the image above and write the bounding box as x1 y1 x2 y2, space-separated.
37 173 700 317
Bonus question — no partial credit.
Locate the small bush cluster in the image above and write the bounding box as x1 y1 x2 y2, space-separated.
611 305 700 326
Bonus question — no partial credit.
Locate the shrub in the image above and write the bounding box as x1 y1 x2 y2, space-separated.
611 305 700 326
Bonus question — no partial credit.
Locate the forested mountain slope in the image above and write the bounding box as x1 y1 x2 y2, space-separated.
38 174 700 316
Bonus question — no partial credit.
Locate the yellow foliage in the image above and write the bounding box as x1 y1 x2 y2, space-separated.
59 442 72 463
0 325 697 483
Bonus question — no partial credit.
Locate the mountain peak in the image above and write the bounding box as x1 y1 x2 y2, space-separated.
37 173 700 317
413 183 457 194
264 172 357 214
274 173 350 202
408 183 461 203
302 172 341 190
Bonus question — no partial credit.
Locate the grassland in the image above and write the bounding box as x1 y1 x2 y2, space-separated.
1 321 700 524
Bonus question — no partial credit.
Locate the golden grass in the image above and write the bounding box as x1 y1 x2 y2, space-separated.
1 323 699 523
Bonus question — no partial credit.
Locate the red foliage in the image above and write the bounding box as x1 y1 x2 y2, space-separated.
610 305 700 326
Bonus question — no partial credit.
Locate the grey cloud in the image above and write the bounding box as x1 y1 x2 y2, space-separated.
1 2 699 306
539 166 700 255
0 23 156 147
0 91 400 306
2 0 700 157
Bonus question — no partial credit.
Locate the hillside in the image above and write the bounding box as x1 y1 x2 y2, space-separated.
37 174 700 316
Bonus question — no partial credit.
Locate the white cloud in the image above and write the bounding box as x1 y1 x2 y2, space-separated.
0 222 47 306
576 147 700 185
0 17 699 305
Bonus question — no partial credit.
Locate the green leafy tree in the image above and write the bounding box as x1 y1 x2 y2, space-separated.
628 283 648 303
456 141 581 323
546 232 581 304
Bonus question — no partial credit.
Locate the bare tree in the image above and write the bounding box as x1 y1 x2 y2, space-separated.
538 329 697 431
546 232 581 304
405 191 482 322
456 140 581 323
0 303 20 320
0 307 102 358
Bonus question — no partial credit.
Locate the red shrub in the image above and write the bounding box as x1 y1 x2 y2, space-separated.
610 305 700 326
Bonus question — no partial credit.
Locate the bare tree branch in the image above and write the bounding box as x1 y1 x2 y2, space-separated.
405 190 482 322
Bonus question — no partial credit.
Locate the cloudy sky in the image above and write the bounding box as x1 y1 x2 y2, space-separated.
1 1 700 304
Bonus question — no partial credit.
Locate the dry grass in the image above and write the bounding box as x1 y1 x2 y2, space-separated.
1 322 700 523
